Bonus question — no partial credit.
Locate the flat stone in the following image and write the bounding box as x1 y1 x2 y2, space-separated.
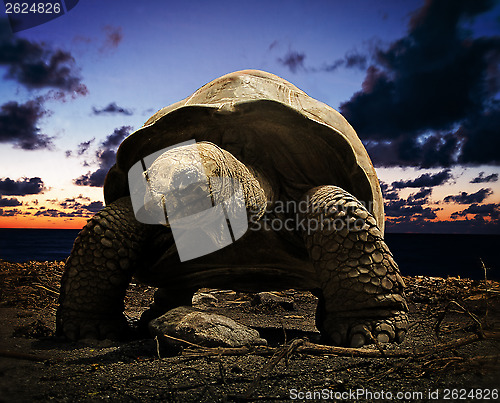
251 292 294 310
149 306 267 348
192 292 218 307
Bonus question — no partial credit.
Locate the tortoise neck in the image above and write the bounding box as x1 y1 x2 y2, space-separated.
246 165 274 207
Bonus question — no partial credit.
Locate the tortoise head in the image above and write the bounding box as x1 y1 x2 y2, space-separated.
130 141 267 228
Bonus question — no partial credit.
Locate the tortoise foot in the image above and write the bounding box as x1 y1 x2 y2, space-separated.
321 310 408 347
57 310 132 341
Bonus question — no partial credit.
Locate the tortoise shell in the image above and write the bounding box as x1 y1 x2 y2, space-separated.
104 70 384 232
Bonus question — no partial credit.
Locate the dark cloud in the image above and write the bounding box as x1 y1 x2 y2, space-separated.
58 198 81 209
101 25 123 52
338 0 500 167
470 172 498 183
444 188 493 204
92 102 132 116
324 51 367 72
34 208 84 218
0 196 22 207
385 198 438 219
409 187 432 201
0 19 87 94
0 208 21 216
0 99 53 150
451 203 500 221
380 181 400 200
101 126 131 148
268 40 279 51
56 198 103 216
278 50 306 73
82 201 104 212
458 108 500 165
392 169 452 188
74 126 132 187
0 177 45 195
77 138 95 155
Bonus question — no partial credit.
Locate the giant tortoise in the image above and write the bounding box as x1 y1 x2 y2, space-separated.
57 70 408 347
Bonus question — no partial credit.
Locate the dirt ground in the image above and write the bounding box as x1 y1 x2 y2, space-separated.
0 260 499 402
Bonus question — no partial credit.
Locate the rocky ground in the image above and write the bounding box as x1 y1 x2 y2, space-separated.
0 259 499 402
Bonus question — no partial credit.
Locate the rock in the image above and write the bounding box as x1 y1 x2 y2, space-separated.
251 292 295 311
148 306 267 348
192 292 218 306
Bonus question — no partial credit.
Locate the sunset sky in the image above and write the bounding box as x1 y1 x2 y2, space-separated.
0 0 499 233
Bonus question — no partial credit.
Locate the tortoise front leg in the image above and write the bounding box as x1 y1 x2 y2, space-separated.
300 186 409 347
56 197 153 340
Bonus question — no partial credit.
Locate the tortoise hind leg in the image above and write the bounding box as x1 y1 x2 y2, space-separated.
56 197 155 340
300 186 409 347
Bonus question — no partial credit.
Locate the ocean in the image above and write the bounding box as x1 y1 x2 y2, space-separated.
0 229 498 280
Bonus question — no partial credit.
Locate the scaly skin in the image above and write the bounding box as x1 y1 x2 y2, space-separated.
300 186 409 347
56 197 153 340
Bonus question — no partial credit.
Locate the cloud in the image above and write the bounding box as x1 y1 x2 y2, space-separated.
275 46 367 74
451 203 500 221
278 50 306 73
470 172 498 183
82 201 104 212
268 40 279 51
409 187 432 201
391 169 452 188
34 208 84 217
0 19 87 94
0 177 45 195
77 138 95 155
444 188 493 204
0 99 55 150
92 102 132 116
100 25 123 53
385 198 438 219
324 51 367 72
0 196 22 207
380 181 400 200
458 108 500 165
74 126 132 187
383 184 438 221
56 197 103 217
338 0 500 167
0 208 22 216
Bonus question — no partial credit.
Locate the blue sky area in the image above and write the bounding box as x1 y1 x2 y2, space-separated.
0 0 499 233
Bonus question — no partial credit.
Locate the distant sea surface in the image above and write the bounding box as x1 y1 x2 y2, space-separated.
0 229 498 280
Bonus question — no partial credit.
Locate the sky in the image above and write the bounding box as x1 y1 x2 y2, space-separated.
0 0 499 233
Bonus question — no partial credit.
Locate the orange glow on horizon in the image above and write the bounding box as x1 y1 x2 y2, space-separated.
0 216 88 229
